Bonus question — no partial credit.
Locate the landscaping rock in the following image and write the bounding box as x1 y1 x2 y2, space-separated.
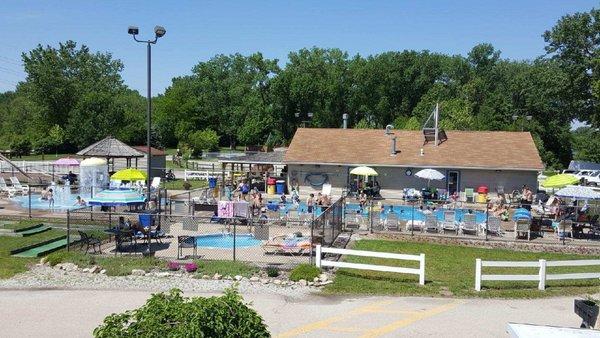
260 278 270 284
99 269 107 275
89 266 101 274
213 273 222 280
201 275 210 280
155 272 171 278
131 269 146 276
318 273 329 282
234 275 243 281
298 279 307 286
57 263 78 272
308 282 314 286
249 276 260 282
320 280 333 286
313 277 319 283
39 257 48 265
273 279 282 286
82 268 90 273
224 275 233 280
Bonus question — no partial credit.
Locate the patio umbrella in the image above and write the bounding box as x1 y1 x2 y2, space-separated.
88 189 146 206
415 169 445 187
111 168 147 181
350 166 378 176
54 157 79 166
555 186 600 200
541 174 579 188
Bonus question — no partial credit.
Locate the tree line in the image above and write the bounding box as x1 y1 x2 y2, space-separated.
1 8 600 168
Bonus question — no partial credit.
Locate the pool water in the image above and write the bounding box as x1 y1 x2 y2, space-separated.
266 201 486 223
11 193 81 211
195 234 262 249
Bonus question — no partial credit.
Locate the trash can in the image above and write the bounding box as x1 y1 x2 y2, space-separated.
276 180 285 195
208 177 217 189
267 177 276 195
476 185 488 203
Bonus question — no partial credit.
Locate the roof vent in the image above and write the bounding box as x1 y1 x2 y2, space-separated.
390 136 397 156
385 125 394 135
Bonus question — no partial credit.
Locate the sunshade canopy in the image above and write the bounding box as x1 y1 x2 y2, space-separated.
111 168 147 181
542 174 579 188
414 169 445 181
350 166 378 176
54 157 79 166
555 186 600 200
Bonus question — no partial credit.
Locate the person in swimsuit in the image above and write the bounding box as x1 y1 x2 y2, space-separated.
306 194 315 213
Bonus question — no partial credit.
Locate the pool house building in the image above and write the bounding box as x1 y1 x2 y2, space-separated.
284 128 544 198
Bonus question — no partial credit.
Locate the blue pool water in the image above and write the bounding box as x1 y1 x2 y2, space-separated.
266 201 487 223
195 234 262 249
11 193 81 211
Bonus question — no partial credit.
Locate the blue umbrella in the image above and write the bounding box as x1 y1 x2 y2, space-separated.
88 189 146 207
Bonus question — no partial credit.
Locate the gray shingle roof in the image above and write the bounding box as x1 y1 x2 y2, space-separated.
77 136 144 158
218 150 286 164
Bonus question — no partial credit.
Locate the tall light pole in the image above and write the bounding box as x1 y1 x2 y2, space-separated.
512 114 532 132
128 25 166 204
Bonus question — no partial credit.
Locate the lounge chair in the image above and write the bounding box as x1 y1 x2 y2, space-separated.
346 213 364 230
555 220 573 240
0 177 17 197
460 213 478 235
514 218 531 240
484 216 502 236
441 211 458 234
531 196 558 218
424 214 440 233
177 235 197 259
385 212 400 231
78 230 102 254
464 188 474 203
9 177 28 195
151 177 161 191
262 235 311 256
370 211 384 230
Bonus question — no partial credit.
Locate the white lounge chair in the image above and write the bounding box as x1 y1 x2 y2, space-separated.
514 218 531 240
460 213 478 235
0 177 17 197
441 211 458 234
424 214 440 233
385 212 400 231
555 220 573 240
9 177 28 195
484 216 503 236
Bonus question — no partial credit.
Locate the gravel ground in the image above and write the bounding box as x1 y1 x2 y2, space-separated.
0 265 316 299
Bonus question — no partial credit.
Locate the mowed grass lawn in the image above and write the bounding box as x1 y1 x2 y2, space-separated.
0 228 66 279
325 239 600 298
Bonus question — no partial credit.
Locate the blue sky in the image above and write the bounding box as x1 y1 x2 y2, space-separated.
0 0 597 94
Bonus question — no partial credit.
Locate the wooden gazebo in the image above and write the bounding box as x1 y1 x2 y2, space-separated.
76 136 144 172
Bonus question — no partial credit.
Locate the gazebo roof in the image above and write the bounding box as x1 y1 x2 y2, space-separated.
77 136 144 158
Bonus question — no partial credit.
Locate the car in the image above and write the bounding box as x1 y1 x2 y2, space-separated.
585 171 600 186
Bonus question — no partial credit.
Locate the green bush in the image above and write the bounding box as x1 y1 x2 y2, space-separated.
188 129 219 156
93 288 269 338
266 266 279 277
289 264 321 282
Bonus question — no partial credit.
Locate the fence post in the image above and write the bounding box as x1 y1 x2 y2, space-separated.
369 199 374 233
28 185 32 219
315 245 322 268
475 258 482 291
411 203 415 236
419 253 425 285
233 221 236 261
538 259 546 290
485 202 489 241
66 210 71 252
310 216 314 265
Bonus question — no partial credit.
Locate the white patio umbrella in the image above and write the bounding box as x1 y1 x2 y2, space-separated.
555 186 600 200
414 169 445 187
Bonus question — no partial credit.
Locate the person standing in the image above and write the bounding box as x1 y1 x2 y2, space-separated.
306 193 315 214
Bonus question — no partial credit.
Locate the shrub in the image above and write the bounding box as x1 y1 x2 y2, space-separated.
167 261 180 271
188 129 219 156
266 266 279 277
289 264 321 282
184 262 198 273
93 288 269 337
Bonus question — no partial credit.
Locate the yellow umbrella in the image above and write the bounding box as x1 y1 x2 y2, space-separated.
350 166 378 176
111 168 147 181
541 174 579 188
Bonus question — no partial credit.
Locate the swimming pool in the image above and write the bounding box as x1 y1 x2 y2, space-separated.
10 193 81 211
195 233 262 249
266 200 487 223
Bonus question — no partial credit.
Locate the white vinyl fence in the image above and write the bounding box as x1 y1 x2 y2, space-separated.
475 258 600 291
315 245 425 285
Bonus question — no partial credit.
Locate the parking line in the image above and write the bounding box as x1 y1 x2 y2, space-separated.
359 300 463 338
276 300 395 337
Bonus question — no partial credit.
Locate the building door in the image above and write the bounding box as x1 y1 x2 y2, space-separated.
447 170 460 195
